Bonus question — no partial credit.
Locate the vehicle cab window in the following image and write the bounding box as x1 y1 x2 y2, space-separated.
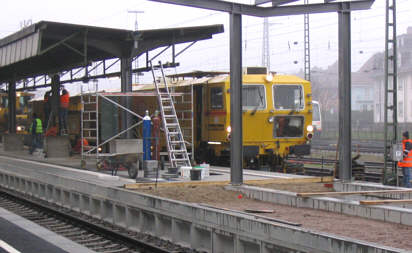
273 85 304 110
242 84 266 110
210 87 223 109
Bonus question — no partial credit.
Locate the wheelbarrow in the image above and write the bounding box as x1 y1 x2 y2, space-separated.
96 153 140 178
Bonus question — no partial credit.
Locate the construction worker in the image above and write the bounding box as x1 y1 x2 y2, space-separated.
43 90 51 129
72 135 89 154
398 131 412 188
29 113 43 155
59 88 69 134
152 110 161 161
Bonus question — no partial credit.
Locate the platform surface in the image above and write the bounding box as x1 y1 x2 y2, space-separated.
0 208 94 253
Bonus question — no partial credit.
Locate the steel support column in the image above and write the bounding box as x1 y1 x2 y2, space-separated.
7 81 16 133
230 13 243 185
121 57 133 139
338 9 352 181
51 74 61 132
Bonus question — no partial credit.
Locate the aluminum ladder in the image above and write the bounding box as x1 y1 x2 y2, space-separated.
150 61 191 168
80 80 99 163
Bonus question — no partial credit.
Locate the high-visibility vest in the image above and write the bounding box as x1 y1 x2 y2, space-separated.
60 93 69 108
398 139 412 167
29 118 43 134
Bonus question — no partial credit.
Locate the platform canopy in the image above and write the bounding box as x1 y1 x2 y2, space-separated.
0 21 224 84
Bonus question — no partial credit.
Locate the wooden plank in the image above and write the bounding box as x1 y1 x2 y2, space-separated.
244 209 275 213
199 203 301 227
124 176 334 190
245 176 334 185
360 199 412 205
297 189 412 198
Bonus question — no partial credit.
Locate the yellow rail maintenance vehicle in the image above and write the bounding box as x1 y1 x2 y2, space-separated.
0 91 34 135
137 67 314 170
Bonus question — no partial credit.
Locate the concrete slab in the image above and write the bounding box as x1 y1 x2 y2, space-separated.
2 133 24 151
44 136 71 157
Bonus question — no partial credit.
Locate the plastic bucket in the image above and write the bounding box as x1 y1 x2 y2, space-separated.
190 169 202 181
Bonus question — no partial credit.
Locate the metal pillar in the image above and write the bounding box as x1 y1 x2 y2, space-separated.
7 81 16 133
262 17 270 69
230 13 243 185
338 8 352 181
51 74 61 133
383 0 398 184
303 0 310 81
121 57 133 139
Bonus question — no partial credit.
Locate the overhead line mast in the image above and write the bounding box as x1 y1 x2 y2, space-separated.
383 0 398 185
303 0 310 81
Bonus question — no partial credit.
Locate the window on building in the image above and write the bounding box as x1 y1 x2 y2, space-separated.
210 87 223 109
399 78 403 90
399 101 404 118
410 101 412 117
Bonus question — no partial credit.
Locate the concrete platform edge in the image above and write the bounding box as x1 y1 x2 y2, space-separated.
0 166 408 253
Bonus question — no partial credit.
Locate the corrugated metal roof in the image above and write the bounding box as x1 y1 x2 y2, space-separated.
0 21 224 84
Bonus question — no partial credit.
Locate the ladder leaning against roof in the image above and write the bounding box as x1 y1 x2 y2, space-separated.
150 61 191 168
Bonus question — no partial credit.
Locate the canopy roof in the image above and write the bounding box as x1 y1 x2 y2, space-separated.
0 21 224 83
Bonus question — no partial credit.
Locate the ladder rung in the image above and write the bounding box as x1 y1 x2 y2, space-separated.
171 158 189 162
171 150 186 153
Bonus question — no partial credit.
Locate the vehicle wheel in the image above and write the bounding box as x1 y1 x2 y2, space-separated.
96 160 104 171
128 162 138 179
80 159 86 169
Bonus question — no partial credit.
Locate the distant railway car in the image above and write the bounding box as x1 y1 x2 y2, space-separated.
312 100 322 136
0 91 34 134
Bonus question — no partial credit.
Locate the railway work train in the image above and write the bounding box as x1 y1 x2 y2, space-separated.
27 67 314 170
0 91 33 135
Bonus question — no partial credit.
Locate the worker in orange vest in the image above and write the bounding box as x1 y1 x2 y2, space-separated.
72 135 89 154
398 131 412 188
59 88 69 134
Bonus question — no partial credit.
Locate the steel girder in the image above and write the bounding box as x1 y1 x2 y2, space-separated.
147 0 375 17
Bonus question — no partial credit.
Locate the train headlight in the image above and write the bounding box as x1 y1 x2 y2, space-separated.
16 126 22 131
268 116 274 123
265 74 273 82
226 126 231 133
306 125 314 132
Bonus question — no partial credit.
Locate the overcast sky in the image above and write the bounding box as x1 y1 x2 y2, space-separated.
1 0 412 94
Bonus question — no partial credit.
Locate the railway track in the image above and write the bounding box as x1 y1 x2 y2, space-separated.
311 139 385 154
286 156 389 183
0 188 193 253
